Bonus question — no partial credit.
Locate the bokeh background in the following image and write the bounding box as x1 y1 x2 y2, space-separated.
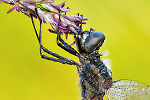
0 0 150 100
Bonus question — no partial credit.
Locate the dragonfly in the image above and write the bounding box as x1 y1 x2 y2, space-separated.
30 8 150 100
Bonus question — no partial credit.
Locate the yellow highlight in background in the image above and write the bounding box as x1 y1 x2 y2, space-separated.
0 0 150 100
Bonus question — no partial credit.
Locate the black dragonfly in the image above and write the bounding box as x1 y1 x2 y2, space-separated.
30 8 150 100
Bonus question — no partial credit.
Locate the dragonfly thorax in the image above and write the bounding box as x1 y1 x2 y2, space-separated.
78 52 113 99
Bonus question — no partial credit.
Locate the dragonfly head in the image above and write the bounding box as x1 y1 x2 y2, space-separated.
79 28 105 53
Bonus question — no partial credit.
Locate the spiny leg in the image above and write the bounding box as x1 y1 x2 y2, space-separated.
30 9 79 65
74 14 84 53
38 18 78 65
56 11 80 57
78 15 83 35
34 7 74 60
30 14 69 60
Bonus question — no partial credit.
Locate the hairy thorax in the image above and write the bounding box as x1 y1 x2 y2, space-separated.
77 52 112 100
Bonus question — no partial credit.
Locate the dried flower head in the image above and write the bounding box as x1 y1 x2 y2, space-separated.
0 0 88 38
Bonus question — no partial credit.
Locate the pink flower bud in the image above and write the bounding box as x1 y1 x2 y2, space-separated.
42 4 58 13
37 8 47 23
1 0 89 39
57 1 66 8
7 6 20 14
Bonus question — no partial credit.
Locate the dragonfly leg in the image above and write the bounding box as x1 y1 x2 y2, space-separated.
30 11 79 66
56 11 80 57
73 14 84 54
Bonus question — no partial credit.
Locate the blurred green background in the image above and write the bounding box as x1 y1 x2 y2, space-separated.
0 0 150 100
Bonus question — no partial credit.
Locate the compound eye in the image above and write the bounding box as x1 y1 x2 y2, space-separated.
84 32 105 53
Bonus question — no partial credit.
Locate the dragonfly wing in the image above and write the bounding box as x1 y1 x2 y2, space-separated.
106 80 150 100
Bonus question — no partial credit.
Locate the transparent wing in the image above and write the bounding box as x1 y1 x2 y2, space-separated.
106 80 150 100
